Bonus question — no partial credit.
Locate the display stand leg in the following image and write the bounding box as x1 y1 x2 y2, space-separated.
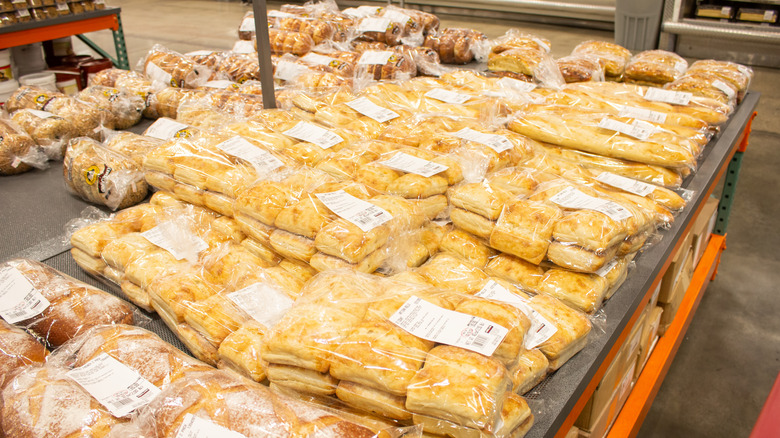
715 111 756 235
74 12 129 69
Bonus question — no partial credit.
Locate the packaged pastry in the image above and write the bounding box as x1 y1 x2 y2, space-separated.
6 85 102 137
354 16 404 46
423 28 487 64
354 49 417 85
666 71 739 105
624 50 688 86
490 30 551 56
0 258 136 347
64 137 148 210
571 40 632 81
10 108 76 159
557 54 605 83
296 51 357 78
103 131 163 167
276 16 338 44
0 116 46 175
141 44 212 89
268 27 315 56
686 59 752 98
77 85 145 130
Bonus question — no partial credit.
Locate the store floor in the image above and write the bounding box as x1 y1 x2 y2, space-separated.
70 1 780 437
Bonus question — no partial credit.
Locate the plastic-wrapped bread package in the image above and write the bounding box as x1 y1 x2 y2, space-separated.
423 28 487 64
313 140 399 180
487 31 555 81
10 108 76 159
276 84 356 121
571 40 632 82
0 259 137 347
355 146 463 219
666 72 739 107
192 51 261 84
313 94 412 139
378 112 480 147
63 137 148 210
295 50 359 78
103 131 164 167
0 116 47 175
140 44 212 89
390 44 444 76
383 5 439 37
0 319 48 388
111 369 409 438
438 227 497 268
556 54 605 83
275 15 339 45
261 270 536 436
267 28 315 56
686 59 753 102
6 85 102 138
104 69 159 119
377 5 426 46
237 11 256 40
88 67 133 87
77 85 145 130
508 103 697 170
354 49 417 87
623 50 688 86
353 15 404 46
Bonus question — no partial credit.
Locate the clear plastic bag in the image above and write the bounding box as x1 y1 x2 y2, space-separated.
268 27 316 56
140 44 212 90
422 28 486 64
666 71 739 107
571 40 632 81
6 85 102 138
353 49 417 89
0 319 48 388
557 54 605 83
624 50 688 86
77 85 145 130
0 116 48 175
10 108 76 159
686 59 753 100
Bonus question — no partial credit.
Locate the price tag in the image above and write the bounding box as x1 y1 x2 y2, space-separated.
643 87 692 106
764 10 776 21
300 52 338 66
345 97 399 123
595 259 619 277
176 414 247 438
357 50 394 65
358 17 392 33
55 1 68 10
737 64 751 77
228 283 293 327
144 118 190 140
0 267 49 324
27 109 55 119
711 79 736 100
549 186 633 221
141 221 208 262
383 9 411 25
267 10 295 19
389 296 508 356
452 127 513 153
475 280 557 349
721 6 731 15
274 61 308 81
596 172 656 197
187 50 215 57
283 122 343 149
673 60 688 76
17 7 30 16
424 88 471 104
145 62 172 86
597 117 653 141
378 152 448 177
203 80 239 90
232 40 255 54
532 37 551 52
215 136 284 175
497 77 536 92
239 17 256 32
617 105 667 124
67 353 161 417
315 190 393 232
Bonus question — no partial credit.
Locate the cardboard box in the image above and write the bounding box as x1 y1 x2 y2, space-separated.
658 250 693 335
658 230 694 303
648 281 661 310
635 306 663 379
691 196 720 266
579 362 638 438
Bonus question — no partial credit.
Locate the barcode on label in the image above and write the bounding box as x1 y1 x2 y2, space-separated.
598 117 652 141
472 334 488 348
595 172 656 197
315 190 393 232
345 97 399 123
644 87 692 106
0 268 49 324
618 105 667 124
424 88 471 104
358 17 392 33
378 152 448 177
549 186 633 221
452 127 513 153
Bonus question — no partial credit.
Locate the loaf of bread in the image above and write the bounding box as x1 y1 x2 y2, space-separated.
278 16 337 44
355 16 404 46
268 28 315 56
6 85 102 137
667 71 739 105
143 44 212 89
0 117 42 175
571 40 632 80
624 50 687 86
10 109 75 159
423 28 486 64
77 85 145 130
557 55 605 83
0 319 47 388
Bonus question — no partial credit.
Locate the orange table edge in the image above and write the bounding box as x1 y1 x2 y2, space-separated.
0 14 119 50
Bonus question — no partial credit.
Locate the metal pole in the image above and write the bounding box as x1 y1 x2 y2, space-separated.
252 0 276 109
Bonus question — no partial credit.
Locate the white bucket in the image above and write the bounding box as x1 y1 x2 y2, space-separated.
0 79 19 108
11 43 46 78
0 49 12 81
20 71 57 92
56 78 79 96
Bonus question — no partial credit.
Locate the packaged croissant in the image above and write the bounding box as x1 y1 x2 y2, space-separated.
260 269 537 436
624 50 688 86
0 319 48 388
571 40 632 81
6 85 101 138
10 108 76 159
64 137 148 210
0 115 48 175
140 44 212 90
77 85 145 130
0 258 138 347
423 28 487 64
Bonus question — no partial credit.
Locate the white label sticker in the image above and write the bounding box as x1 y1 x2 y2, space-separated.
764 10 775 21
596 172 656 197
424 88 471 104
711 79 736 100
141 221 208 262
228 283 293 327
618 105 667 124
27 109 55 119
389 296 509 356
497 77 536 92
378 152 448 177
452 127 514 153
215 136 284 175
345 97 400 123
673 60 687 76
144 118 190 140
67 353 161 417
232 40 255 54
342 7 377 18
203 80 238 89
56 2 68 11
0 267 49 324
274 61 308 81
598 117 653 141
17 7 30 16
267 10 295 18
176 414 247 438
595 258 619 277
358 17 392 33
95 0 105 5
532 37 551 52
475 281 557 349
283 122 343 149
737 64 751 77
315 190 393 232
549 186 633 221
721 6 731 15
643 87 692 106
357 50 395 65
145 62 172 86
186 50 214 57
383 9 411 25
300 53 338 67
239 16 256 32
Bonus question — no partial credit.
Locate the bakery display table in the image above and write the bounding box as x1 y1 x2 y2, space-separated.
0 7 129 69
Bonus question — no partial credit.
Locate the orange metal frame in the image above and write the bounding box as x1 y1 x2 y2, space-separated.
0 14 119 50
